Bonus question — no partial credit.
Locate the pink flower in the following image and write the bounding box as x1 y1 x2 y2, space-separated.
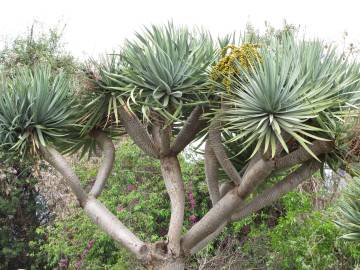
116 205 125 212
188 190 196 210
75 239 96 270
58 257 68 269
127 184 136 192
189 214 197 224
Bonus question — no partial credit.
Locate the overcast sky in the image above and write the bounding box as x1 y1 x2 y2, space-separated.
1 0 359 59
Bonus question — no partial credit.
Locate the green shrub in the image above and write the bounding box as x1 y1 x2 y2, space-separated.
0 161 48 270
263 192 360 270
195 191 360 270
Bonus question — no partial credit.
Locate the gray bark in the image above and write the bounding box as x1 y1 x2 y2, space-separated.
232 160 321 221
119 105 159 158
84 197 149 260
40 145 149 261
191 160 321 254
39 145 88 205
208 127 242 184
170 106 204 155
204 141 220 205
89 130 115 197
181 188 242 251
274 141 333 170
160 156 185 256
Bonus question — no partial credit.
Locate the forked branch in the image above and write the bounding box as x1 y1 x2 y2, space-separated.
89 130 115 198
181 188 243 252
39 145 149 261
208 126 242 185
204 140 220 205
182 153 274 252
274 140 333 170
119 105 159 159
232 159 321 221
170 106 205 155
190 160 321 254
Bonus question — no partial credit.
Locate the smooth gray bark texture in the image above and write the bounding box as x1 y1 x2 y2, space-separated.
204 140 220 205
160 156 185 256
89 131 115 197
84 197 148 260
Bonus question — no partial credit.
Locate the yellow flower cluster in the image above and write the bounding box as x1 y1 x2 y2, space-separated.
211 43 261 91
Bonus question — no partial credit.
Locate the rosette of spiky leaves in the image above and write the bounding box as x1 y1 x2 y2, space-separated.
321 109 360 177
219 35 360 159
336 177 360 240
101 22 215 123
0 65 80 158
79 54 128 135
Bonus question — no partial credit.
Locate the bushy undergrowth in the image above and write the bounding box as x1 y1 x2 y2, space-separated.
265 192 360 269
30 141 360 270
195 191 360 270
0 161 48 270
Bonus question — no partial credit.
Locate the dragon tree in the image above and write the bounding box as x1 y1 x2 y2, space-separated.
1 23 360 269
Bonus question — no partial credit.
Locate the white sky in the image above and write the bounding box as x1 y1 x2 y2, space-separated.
1 0 360 59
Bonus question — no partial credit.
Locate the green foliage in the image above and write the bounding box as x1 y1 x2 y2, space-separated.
0 65 81 158
219 35 360 158
95 22 216 123
0 161 48 270
0 23 77 75
79 55 125 134
264 192 360 269
337 177 360 240
193 191 360 270
33 140 210 269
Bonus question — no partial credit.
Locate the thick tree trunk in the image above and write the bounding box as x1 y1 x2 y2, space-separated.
160 156 185 256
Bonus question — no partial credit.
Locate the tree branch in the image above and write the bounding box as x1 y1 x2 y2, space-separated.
190 221 227 255
119 105 159 159
181 188 242 252
160 156 185 256
40 145 149 260
89 130 115 198
184 139 330 254
39 145 88 205
182 154 274 252
84 197 149 260
191 159 321 254
274 140 333 170
231 160 322 221
204 140 220 206
170 106 205 155
237 155 274 198
208 126 242 185
219 182 235 198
